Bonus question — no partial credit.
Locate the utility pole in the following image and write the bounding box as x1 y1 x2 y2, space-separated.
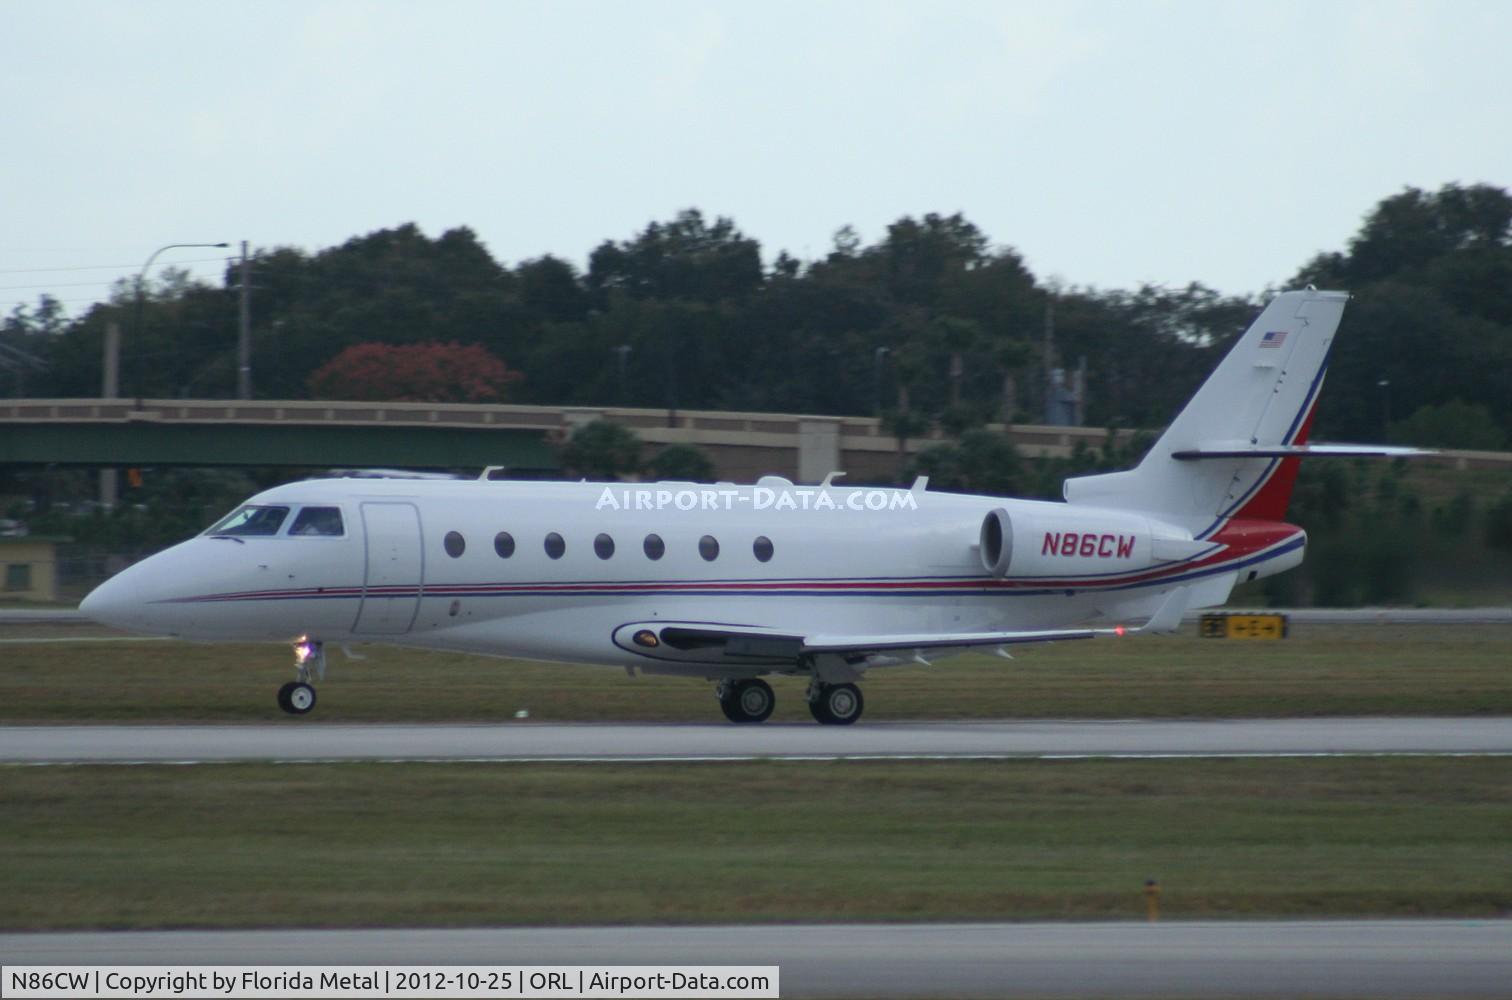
237 240 252 399
102 322 120 399
100 322 121 508
1073 355 1087 427
1042 294 1057 423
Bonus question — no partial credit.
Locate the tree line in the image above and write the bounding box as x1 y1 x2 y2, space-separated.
4 183 1511 455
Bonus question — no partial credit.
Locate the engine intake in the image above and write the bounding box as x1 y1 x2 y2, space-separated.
979 507 1013 576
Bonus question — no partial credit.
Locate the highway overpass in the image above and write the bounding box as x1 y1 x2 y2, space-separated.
2 398 1507 483
0 398 1144 482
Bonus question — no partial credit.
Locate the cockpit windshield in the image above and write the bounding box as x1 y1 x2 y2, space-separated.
207 505 290 537
289 506 345 537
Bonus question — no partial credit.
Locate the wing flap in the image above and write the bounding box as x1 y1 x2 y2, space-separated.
804 588 1191 655
801 628 1095 653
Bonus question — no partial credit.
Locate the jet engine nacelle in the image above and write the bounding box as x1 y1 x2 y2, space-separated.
979 506 1192 578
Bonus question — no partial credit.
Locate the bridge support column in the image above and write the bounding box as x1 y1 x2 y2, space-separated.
798 418 841 484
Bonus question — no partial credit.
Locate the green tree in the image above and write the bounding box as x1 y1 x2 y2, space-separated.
882 407 931 483
559 420 643 480
515 255 591 324
1294 184 1512 443
911 428 1023 496
994 338 1033 423
647 443 716 482
1389 400 1506 451
587 209 762 305
1485 492 1512 551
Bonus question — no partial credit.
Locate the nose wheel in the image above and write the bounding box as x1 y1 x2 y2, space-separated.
277 681 317 715
278 637 325 716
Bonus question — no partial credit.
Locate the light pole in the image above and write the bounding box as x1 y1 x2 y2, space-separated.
130 242 230 398
99 242 227 509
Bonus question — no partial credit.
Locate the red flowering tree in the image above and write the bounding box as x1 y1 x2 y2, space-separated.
307 341 523 403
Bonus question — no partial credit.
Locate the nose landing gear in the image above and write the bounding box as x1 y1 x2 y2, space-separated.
276 680 317 715
278 637 325 716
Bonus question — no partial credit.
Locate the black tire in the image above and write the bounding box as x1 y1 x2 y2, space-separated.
719 678 775 723
276 681 296 714
810 682 863 725
719 693 746 723
807 687 833 724
285 681 317 716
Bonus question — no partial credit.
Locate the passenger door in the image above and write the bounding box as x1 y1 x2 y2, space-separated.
354 502 423 634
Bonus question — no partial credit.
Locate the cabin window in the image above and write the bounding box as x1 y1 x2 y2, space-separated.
494 532 515 558
643 533 665 560
699 534 719 561
207 505 289 537
545 532 566 559
594 533 615 559
444 531 466 558
289 507 344 537
753 535 774 562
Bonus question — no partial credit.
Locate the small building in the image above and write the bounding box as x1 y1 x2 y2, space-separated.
0 536 67 603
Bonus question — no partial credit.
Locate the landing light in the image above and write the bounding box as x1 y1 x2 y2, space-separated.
294 637 316 663
632 629 659 648
1114 625 1127 637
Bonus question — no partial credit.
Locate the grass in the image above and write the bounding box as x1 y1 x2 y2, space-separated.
1 622 1510 723
1 757 1508 930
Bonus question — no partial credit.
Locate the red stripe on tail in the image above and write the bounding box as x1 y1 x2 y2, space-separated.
1230 400 1319 523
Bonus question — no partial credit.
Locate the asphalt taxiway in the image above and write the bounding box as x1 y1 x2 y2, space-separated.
3 717 1511 764
3 920 1510 997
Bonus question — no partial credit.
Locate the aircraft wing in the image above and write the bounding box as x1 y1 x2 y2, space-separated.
692 590 1185 659
802 586 1187 656
621 590 1189 664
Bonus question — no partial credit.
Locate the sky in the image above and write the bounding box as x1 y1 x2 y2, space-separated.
3 0 1510 319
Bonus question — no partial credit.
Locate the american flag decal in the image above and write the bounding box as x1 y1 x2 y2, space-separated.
1259 330 1287 349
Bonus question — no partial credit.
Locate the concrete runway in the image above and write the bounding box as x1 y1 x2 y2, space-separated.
3 921 1510 997
4 718 1512 764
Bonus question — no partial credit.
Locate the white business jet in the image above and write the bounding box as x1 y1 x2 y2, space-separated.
81 289 1416 724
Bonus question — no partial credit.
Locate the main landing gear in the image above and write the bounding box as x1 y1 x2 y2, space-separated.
277 637 324 716
716 678 775 723
807 680 864 726
714 677 866 725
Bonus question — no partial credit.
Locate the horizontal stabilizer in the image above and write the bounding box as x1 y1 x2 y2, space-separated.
1172 442 1433 460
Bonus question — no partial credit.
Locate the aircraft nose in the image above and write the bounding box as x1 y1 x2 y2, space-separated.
78 573 137 629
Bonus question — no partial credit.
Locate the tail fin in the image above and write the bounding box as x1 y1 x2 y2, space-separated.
1064 289 1347 538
